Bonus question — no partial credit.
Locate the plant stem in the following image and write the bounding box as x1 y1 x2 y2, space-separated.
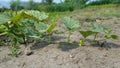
94 33 97 41
48 34 51 43
23 36 28 47
68 30 71 43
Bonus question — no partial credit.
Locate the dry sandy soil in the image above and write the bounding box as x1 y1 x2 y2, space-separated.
0 8 120 68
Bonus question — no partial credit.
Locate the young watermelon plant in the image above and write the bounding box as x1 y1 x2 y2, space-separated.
34 22 58 43
91 23 118 45
79 23 118 46
0 11 41 56
79 30 97 46
62 17 79 43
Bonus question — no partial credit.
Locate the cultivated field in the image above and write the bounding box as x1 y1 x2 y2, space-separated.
0 7 120 68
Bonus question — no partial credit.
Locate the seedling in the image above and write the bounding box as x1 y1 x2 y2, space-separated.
62 17 79 42
79 23 119 47
104 29 118 40
91 23 104 41
79 39 84 46
9 46 21 57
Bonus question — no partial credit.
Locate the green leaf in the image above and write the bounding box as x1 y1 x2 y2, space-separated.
0 25 8 36
24 10 48 20
92 23 104 32
0 14 10 25
104 29 112 34
47 22 58 33
104 35 111 39
0 25 8 32
8 33 24 43
62 17 79 30
79 30 98 38
111 35 119 39
0 32 8 36
10 11 40 23
29 35 41 39
35 22 48 33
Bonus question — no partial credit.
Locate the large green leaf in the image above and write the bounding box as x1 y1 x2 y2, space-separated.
92 23 104 32
0 14 10 25
10 11 40 23
62 17 79 30
35 22 48 33
8 33 24 44
24 10 48 20
47 22 58 33
35 22 57 34
79 30 98 38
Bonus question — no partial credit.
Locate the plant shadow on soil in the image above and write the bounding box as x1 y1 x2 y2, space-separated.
30 35 79 51
85 39 120 49
30 35 120 51
30 41 50 50
92 42 120 48
31 41 79 51
30 35 67 50
58 42 79 51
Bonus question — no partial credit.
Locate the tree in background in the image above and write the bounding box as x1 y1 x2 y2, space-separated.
41 0 53 5
6 0 120 12
46 0 53 5
88 0 120 5
25 0 34 10
0 7 8 12
41 0 46 4
64 0 89 8
112 0 120 4
10 0 21 10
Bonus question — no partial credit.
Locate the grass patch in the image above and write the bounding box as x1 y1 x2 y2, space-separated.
85 4 118 9
97 10 120 17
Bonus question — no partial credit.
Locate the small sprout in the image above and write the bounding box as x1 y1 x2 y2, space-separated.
79 39 84 46
9 47 21 57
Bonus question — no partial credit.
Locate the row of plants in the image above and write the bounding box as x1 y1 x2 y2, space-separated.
0 10 118 56
62 17 118 46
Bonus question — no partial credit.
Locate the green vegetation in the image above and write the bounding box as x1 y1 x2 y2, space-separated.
62 17 79 42
88 0 120 5
85 4 118 9
34 22 58 43
0 0 120 57
79 23 118 46
97 10 120 17
0 10 57 56
9 46 21 57
0 0 120 12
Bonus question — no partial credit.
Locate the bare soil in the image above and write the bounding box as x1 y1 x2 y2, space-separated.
0 8 120 68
